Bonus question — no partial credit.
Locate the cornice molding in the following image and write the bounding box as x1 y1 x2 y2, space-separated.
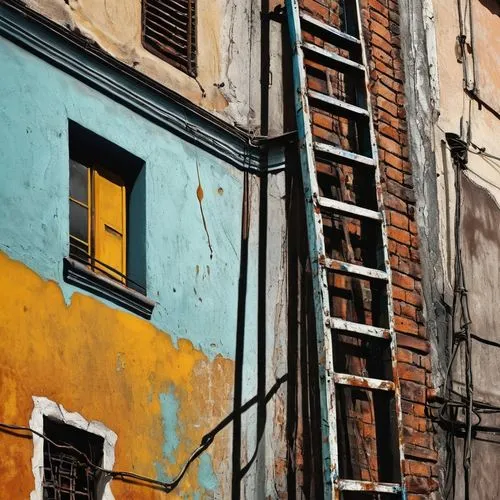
0 1 263 172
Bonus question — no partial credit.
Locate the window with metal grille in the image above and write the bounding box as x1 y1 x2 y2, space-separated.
43 417 104 500
142 0 197 77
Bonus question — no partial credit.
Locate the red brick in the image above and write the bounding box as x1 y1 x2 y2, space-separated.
372 46 393 67
392 285 406 301
404 443 438 463
389 210 409 229
388 226 411 245
395 316 419 335
378 109 400 128
386 166 404 183
411 233 420 249
400 380 426 403
405 476 439 494
384 192 407 213
403 459 432 476
369 0 389 17
403 414 428 433
396 243 410 258
387 179 416 203
370 19 391 40
392 270 414 290
402 400 427 418
371 10 390 27
405 291 423 307
398 362 426 383
377 95 398 117
397 347 414 364
419 354 432 372
371 32 393 54
401 302 417 319
379 122 400 142
397 334 430 354
378 72 403 93
390 254 399 267
385 151 411 172
312 112 332 129
302 0 328 19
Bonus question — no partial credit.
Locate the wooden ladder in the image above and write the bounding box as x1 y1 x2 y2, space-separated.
286 0 406 497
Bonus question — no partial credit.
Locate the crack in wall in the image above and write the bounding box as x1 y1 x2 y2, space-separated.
196 160 214 259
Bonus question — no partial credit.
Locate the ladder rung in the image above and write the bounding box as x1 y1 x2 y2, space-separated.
334 373 395 391
302 42 365 73
328 318 390 340
308 90 368 120
300 13 361 51
338 479 402 494
318 198 382 221
322 258 388 281
314 142 375 167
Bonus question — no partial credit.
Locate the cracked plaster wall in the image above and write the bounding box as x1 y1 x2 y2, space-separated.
400 0 500 497
23 0 263 131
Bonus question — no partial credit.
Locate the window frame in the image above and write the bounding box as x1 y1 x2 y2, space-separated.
65 122 154 319
29 397 117 500
69 163 128 286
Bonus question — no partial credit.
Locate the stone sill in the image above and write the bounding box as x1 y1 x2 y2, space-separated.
63 257 155 319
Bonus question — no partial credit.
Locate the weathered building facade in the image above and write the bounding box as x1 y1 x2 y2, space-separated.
0 1 289 497
400 0 500 498
1 0 497 498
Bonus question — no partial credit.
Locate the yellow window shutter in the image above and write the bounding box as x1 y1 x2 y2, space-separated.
93 168 126 283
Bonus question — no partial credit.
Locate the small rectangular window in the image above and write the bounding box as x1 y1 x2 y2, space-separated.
65 122 154 318
70 164 127 284
142 0 197 77
43 417 104 500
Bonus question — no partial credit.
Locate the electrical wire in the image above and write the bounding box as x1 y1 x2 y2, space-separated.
438 134 475 500
0 421 212 493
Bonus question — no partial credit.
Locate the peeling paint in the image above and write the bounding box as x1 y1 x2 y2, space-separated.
197 453 219 491
160 390 180 463
22 0 261 128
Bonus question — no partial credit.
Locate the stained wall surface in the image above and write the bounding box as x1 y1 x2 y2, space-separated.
427 0 500 497
0 26 288 497
22 0 263 130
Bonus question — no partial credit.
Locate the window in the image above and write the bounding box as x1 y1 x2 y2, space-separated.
64 122 154 319
69 161 127 284
30 397 117 500
43 417 104 500
142 0 197 77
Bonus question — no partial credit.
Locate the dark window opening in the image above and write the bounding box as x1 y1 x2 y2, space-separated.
43 417 105 500
68 121 146 296
142 0 197 77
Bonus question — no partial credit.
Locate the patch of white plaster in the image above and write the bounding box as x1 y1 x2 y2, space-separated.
29 396 117 500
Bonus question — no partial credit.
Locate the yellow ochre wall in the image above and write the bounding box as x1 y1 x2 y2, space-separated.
0 252 234 498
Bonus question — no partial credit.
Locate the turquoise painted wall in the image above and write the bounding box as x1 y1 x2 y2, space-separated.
0 35 253 361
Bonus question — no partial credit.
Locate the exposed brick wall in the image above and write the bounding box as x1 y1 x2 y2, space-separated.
295 0 439 497
360 0 439 496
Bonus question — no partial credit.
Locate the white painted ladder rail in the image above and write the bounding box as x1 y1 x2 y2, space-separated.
285 0 406 497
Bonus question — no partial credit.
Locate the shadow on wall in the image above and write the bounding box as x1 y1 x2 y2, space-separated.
478 0 500 16
230 8 325 496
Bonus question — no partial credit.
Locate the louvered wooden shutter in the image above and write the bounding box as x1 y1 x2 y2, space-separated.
142 0 197 77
